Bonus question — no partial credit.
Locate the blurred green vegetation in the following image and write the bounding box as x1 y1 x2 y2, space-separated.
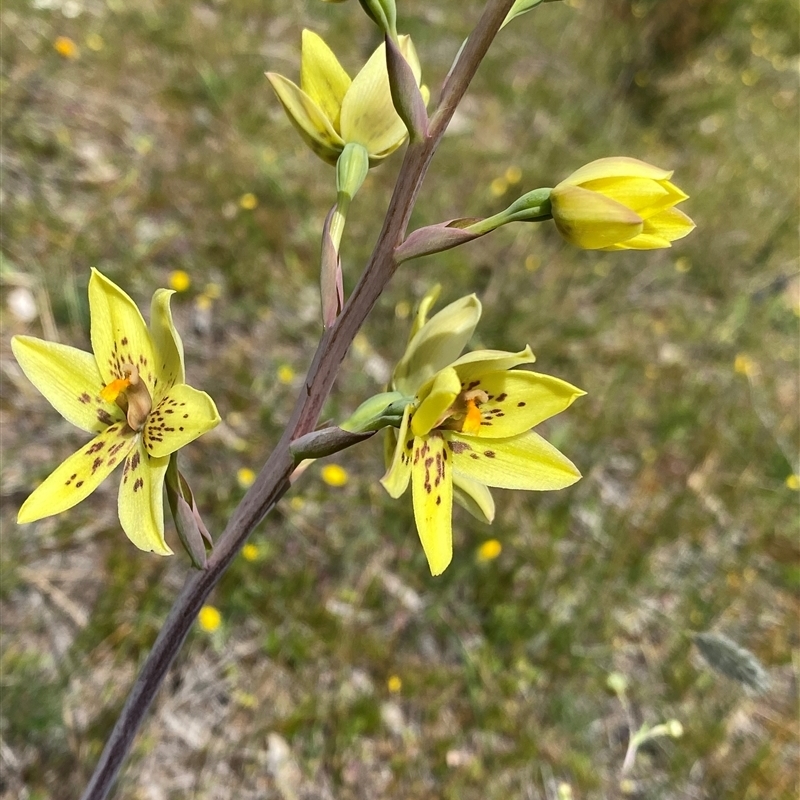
1 0 797 798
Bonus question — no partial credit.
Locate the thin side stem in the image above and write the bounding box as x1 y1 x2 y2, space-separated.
80 3 515 798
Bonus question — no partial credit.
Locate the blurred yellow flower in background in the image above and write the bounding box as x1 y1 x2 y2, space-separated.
168 270 191 292
321 463 349 487
477 539 502 562
54 36 79 59
198 605 221 632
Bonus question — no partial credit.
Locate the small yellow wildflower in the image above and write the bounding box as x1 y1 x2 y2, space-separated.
321 463 349 487
204 282 221 300
395 300 411 320
490 177 508 197
289 496 305 511
198 605 221 632
242 543 259 561
239 193 258 210
168 270 191 293
54 36 79 59
505 166 522 185
734 354 756 376
675 256 692 273
237 467 256 488
785 474 800 491
387 675 402 693
477 539 502 562
277 364 295 384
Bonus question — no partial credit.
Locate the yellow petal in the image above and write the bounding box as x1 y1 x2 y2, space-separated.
89 269 158 393
452 473 495 523
380 404 413 498
451 346 536 384
150 288 185 396
411 433 453 576
300 30 351 130
448 430 581 491
407 284 442 343
411 367 461 437
456 370 585 438
579 176 671 215
266 72 345 164
11 336 124 434
643 206 696 241
340 41 407 158
143 384 221 459
558 156 672 187
118 440 172 554
551 185 643 249
392 293 481 395
17 423 136 523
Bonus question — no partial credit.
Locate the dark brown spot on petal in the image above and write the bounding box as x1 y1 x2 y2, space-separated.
86 440 106 455
496 393 507 402
75 480 84 488
97 409 115 426
448 440 471 454
436 495 441 505
470 453 480 459
484 450 496 458
517 401 526 407
133 477 144 492
91 457 104 473
79 393 91 404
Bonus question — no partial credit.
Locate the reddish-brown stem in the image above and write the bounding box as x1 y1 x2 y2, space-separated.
80 2 515 798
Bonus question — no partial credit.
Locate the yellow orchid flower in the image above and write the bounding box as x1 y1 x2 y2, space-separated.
12 269 220 555
266 30 426 166
550 157 695 250
382 287 584 576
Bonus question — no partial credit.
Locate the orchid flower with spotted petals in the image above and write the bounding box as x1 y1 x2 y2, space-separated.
266 30 427 166
382 286 584 576
12 269 220 555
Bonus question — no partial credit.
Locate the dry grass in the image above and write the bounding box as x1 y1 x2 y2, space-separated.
1 0 798 798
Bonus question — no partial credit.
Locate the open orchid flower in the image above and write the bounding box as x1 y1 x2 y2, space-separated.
381 286 584 576
12 269 220 555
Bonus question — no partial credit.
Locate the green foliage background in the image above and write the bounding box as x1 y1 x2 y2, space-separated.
1 0 797 797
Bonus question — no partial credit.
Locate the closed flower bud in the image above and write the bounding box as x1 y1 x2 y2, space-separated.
550 157 695 250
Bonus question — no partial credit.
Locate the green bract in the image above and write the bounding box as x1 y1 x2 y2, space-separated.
382 286 585 576
12 269 220 555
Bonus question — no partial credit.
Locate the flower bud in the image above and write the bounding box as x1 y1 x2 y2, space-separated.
550 157 695 250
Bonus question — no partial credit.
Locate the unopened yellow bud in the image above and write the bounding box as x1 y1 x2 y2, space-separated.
550 157 695 251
